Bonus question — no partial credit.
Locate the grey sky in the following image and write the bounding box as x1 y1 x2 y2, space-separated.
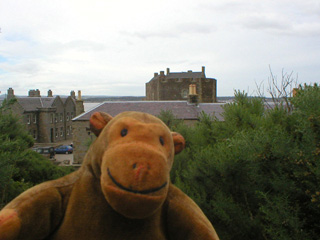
0 0 319 96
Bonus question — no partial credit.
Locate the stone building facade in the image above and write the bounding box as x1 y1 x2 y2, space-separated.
145 66 217 103
6 88 84 143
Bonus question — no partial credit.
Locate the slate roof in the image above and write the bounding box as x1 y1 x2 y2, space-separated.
17 97 56 111
149 71 205 82
16 96 73 112
73 101 225 121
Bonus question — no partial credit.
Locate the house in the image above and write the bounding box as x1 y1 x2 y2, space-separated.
146 66 217 103
72 99 225 164
5 88 84 143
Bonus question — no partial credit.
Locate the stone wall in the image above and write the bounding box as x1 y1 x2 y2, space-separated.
38 108 56 142
200 78 217 103
145 77 159 100
72 120 96 164
146 73 217 103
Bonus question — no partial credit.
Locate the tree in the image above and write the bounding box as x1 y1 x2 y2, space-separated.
0 100 74 208
157 110 183 131
172 85 320 239
256 66 298 112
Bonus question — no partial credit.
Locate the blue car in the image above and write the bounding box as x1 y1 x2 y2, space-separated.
55 145 73 154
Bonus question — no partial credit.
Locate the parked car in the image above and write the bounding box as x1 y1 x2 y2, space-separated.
32 147 55 159
54 145 73 154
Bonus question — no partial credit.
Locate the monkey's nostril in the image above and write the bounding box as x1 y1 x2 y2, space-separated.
132 163 137 169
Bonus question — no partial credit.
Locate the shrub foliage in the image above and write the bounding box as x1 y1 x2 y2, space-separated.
166 85 320 240
0 99 74 208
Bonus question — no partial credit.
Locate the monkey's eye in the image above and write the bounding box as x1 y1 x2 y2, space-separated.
121 128 128 137
159 136 164 146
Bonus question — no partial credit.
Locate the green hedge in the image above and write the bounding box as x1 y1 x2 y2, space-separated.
165 85 320 240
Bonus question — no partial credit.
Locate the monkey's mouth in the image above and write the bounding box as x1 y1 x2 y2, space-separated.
107 168 167 195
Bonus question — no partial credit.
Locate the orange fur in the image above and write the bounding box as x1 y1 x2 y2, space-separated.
0 111 219 240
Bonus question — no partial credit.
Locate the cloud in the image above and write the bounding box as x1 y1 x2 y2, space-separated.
240 13 291 31
0 0 319 97
240 13 320 37
0 61 41 75
121 22 216 40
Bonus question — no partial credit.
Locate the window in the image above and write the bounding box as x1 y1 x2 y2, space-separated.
33 130 37 140
70 126 72 135
71 112 74 119
181 89 188 99
33 114 37 123
67 113 69 121
55 114 58 123
50 114 54 123
55 128 58 138
60 127 64 137
27 115 31 124
67 129 70 135
60 113 63 122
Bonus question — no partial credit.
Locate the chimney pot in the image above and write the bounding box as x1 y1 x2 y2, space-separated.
154 72 158 77
189 84 197 95
71 90 76 99
48 89 53 97
166 68 170 75
160 71 164 76
29 89 35 97
77 90 82 100
188 84 199 105
202 66 205 74
35 89 41 97
7 88 14 100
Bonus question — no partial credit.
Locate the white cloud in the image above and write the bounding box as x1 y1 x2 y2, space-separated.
0 0 319 97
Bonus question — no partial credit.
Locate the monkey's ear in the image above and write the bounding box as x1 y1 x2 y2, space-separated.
171 132 185 155
89 112 113 136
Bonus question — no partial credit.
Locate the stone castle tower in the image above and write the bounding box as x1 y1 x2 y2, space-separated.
145 66 217 103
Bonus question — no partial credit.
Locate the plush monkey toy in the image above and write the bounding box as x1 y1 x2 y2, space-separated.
0 111 219 240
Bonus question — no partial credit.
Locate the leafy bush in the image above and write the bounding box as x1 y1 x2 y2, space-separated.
0 100 74 208
171 85 320 240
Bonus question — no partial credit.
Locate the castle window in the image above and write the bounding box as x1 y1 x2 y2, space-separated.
33 114 37 123
27 115 31 124
181 89 188 99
